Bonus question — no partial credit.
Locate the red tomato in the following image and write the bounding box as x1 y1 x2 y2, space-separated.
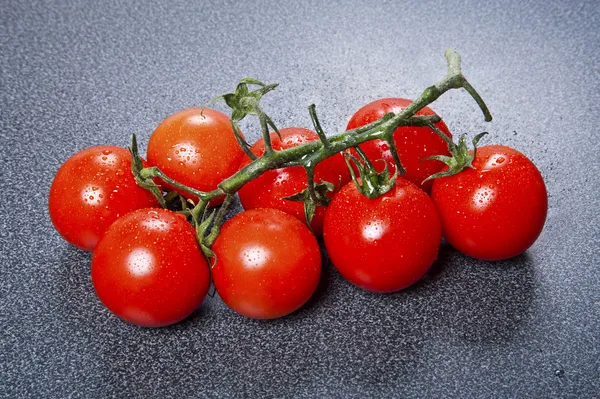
147 108 244 206
49 146 159 251
91 208 210 327
346 98 452 192
430 145 547 261
237 128 351 235
212 208 321 319
323 178 441 293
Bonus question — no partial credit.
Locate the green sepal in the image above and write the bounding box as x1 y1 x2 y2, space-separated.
207 77 279 124
128 134 166 208
193 206 219 265
284 180 336 227
344 148 397 199
421 125 488 183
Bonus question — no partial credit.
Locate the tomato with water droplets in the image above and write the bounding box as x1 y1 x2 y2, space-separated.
430 145 547 261
147 108 245 206
238 128 351 235
212 208 321 319
49 146 159 251
347 98 452 192
92 208 210 327
324 178 441 293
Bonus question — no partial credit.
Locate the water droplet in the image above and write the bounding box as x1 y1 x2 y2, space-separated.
102 156 108 161
89 196 94 200
496 156 505 164
180 147 186 152
116 169 124 176
167 157 172 161
555 369 564 377
103 149 112 155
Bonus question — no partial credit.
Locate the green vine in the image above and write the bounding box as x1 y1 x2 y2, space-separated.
129 48 492 260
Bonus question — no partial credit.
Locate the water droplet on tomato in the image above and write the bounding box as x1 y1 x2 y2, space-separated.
496 156 505 164
103 149 111 155
102 156 108 161
167 157 172 161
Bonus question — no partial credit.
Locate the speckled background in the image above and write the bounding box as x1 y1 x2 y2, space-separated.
1 0 599 397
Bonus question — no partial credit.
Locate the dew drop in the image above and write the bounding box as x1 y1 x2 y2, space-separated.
496 156 505 164
555 369 564 377
103 149 112 155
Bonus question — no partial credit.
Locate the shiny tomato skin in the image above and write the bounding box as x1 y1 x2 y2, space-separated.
212 208 321 319
346 98 452 192
147 108 244 206
49 146 160 251
91 208 210 328
430 145 547 261
237 128 351 235
323 178 441 293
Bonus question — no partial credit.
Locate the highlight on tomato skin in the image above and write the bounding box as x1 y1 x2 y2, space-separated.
211 208 322 320
91 208 210 328
346 97 452 192
48 146 160 251
430 145 548 261
146 107 246 206
237 127 351 235
323 177 442 293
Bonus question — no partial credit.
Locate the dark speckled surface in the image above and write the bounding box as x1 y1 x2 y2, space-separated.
1 0 599 397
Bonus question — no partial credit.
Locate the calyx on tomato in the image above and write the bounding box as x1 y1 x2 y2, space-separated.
344 146 397 199
283 178 337 229
205 77 281 160
422 123 488 183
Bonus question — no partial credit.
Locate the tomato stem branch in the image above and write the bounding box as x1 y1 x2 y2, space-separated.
134 48 492 251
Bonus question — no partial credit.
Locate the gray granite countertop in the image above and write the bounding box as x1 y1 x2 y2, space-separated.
1 0 599 397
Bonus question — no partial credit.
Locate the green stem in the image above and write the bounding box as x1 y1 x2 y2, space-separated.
136 48 491 233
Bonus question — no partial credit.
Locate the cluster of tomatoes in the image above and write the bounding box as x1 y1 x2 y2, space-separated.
49 98 547 328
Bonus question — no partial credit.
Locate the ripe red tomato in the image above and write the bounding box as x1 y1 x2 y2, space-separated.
49 146 159 251
346 98 452 192
147 108 245 206
430 145 547 261
323 178 441 293
237 128 351 235
91 208 210 327
212 208 321 319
